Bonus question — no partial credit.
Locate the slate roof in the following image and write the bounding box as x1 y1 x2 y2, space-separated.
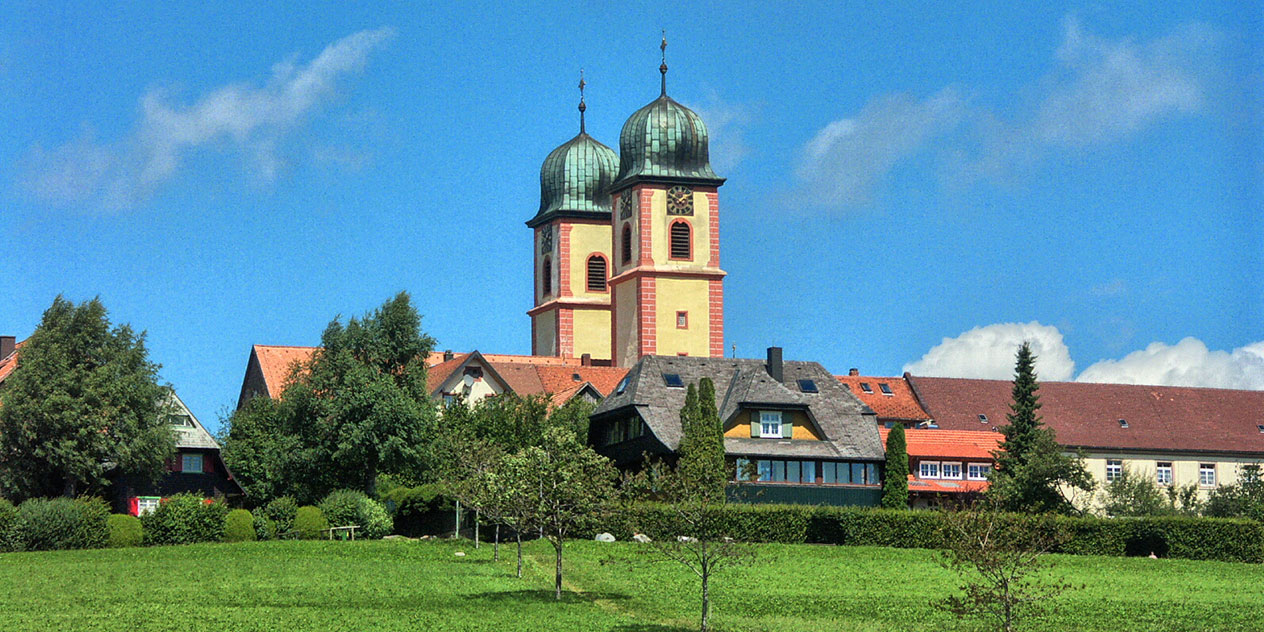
908 376 1264 455
593 355 883 460
835 374 930 422
168 392 221 450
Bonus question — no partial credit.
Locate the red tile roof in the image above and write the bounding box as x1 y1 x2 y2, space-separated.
251 345 318 398
906 475 989 494
834 375 930 421
908 376 1264 455
0 340 24 384
880 427 1002 461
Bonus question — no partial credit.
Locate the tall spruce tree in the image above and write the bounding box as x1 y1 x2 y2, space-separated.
881 424 909 509
0 296 175 500
986 342 1093 513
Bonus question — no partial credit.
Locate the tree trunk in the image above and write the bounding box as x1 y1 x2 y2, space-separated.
493 524 500 562
516 532 523 578
554 538 564 600
474 510 480 549
701 569 711 632
454 500 461 539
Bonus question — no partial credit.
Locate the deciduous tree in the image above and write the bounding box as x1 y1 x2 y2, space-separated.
0 296 175 500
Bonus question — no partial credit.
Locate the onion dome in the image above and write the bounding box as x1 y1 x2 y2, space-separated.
610 36 724 191
527 75 619 228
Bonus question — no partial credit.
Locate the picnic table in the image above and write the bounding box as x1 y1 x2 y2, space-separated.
324 525 360 541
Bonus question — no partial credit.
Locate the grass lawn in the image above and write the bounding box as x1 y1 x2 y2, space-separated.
2 538 1262 631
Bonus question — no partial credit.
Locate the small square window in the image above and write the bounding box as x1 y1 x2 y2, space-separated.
1199 464 1216 487
942 462 962 479
759 411 782 438
182 453 204 474
919 461 940 479
663 373 685 388
879 383 893 395
967 464 991 480
797 379 818 393
1156 462 1173 486
1106 459 1122 482
676 311 688 329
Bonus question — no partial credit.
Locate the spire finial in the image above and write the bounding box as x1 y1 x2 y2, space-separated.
659 29 668 96
577 69 587 134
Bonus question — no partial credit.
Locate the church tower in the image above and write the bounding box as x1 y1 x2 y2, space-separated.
526 75 618 361
608 38 726 366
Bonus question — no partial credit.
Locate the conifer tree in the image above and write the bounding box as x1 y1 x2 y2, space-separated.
986 342 1093 513
881 424 909 509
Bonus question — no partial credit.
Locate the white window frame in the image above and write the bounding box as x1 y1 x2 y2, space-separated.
1156 462 1173 486
941 462 962 480
182 453 204 474
967 463 991 481
1199 463 1216 487
1105 459 1123 483
759 411 782 438
919 461 940 479
137 497 161 516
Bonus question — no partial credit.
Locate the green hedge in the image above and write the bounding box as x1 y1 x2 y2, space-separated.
14 497 110 551
141 494 229 545
107 514 143 548
293 506 328 540
379 483 451 537
601 504 1264 563
0 499 20 552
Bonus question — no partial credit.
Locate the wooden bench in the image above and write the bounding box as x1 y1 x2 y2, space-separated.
324 525 360 541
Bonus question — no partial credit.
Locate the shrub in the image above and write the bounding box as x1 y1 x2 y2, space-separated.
223 509 256 543
293 506 328 540
251 508 276 541
380 483 450 537
107 514 143 548
142 494 229 545
17 497 83 551
0 498 21 552
263 496 298 538
73 497 110 550
320 490 392 540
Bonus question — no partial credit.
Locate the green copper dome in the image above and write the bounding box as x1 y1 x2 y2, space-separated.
612 94 723 190
528 131 618 227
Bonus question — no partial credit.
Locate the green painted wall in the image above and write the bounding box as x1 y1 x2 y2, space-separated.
729 484 882 507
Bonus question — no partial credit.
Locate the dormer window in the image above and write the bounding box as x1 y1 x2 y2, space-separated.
759 411 782 438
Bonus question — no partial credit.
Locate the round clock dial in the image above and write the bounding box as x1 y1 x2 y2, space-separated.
619 192 636 219
666 186 694 215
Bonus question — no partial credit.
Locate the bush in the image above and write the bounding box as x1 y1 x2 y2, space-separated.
73 497 110 550
320 490 392 540
293 506 328 540
17 497 84 551
380 483 450 537
251 508 276 541
107 514 143 548
263 496 298 538
223 509 256 543
141 494 229 545
0 498 20 552
607 503 1264 563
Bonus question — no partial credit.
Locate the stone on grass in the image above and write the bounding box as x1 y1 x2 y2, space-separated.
632 533 652 543
677 536 698 543
595 532 616 542
455 551 466 557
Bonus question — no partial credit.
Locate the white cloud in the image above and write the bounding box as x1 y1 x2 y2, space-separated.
793 88 965 208
21 27 394 209
902 321 1075 381
1077 338 1264 389
692 93 754 174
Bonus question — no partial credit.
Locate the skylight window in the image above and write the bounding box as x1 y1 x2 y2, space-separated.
572 373 582 382
663 373 685 388
978 414 988 423
797 379 818 393
1258 425 1264 434
615 376 629 395
1118 418 1129 429
840 383 851 392
860 382 873 393
879 383 893 395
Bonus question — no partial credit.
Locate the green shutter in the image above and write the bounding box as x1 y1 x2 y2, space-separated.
750 411 760 437
781 412 794 438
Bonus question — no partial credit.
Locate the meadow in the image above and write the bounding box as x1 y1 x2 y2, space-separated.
2 538 1262 631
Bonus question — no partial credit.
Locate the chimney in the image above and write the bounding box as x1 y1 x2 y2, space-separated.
849 368 859 376
581 353 592 367
0 336 14 360
443 349 454 362
766 347 783 382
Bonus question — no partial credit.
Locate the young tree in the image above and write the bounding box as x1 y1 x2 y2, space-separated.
986 342 1093 514
937 507 1076 632
1098 467 1182 517
504 426 617 600
881 424 909 509
0 296 175 500
217 396 290 507
635 378 749 632
1205 464 1264 521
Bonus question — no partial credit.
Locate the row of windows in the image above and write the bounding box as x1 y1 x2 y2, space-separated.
918 461 991 481
735 458 880 486
1105 460 1220 487
595 417 646 447
542 223 696 298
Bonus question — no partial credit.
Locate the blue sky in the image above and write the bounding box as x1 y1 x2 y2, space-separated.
2 2 1261 431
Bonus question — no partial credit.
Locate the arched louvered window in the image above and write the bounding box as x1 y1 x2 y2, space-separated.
542 257 552 295
621 224 633 264
586 255 607 292
670 221 692 260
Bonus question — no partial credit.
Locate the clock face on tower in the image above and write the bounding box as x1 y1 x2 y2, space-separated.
540 226 553 254
619 191 636 220
666 186 694 215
